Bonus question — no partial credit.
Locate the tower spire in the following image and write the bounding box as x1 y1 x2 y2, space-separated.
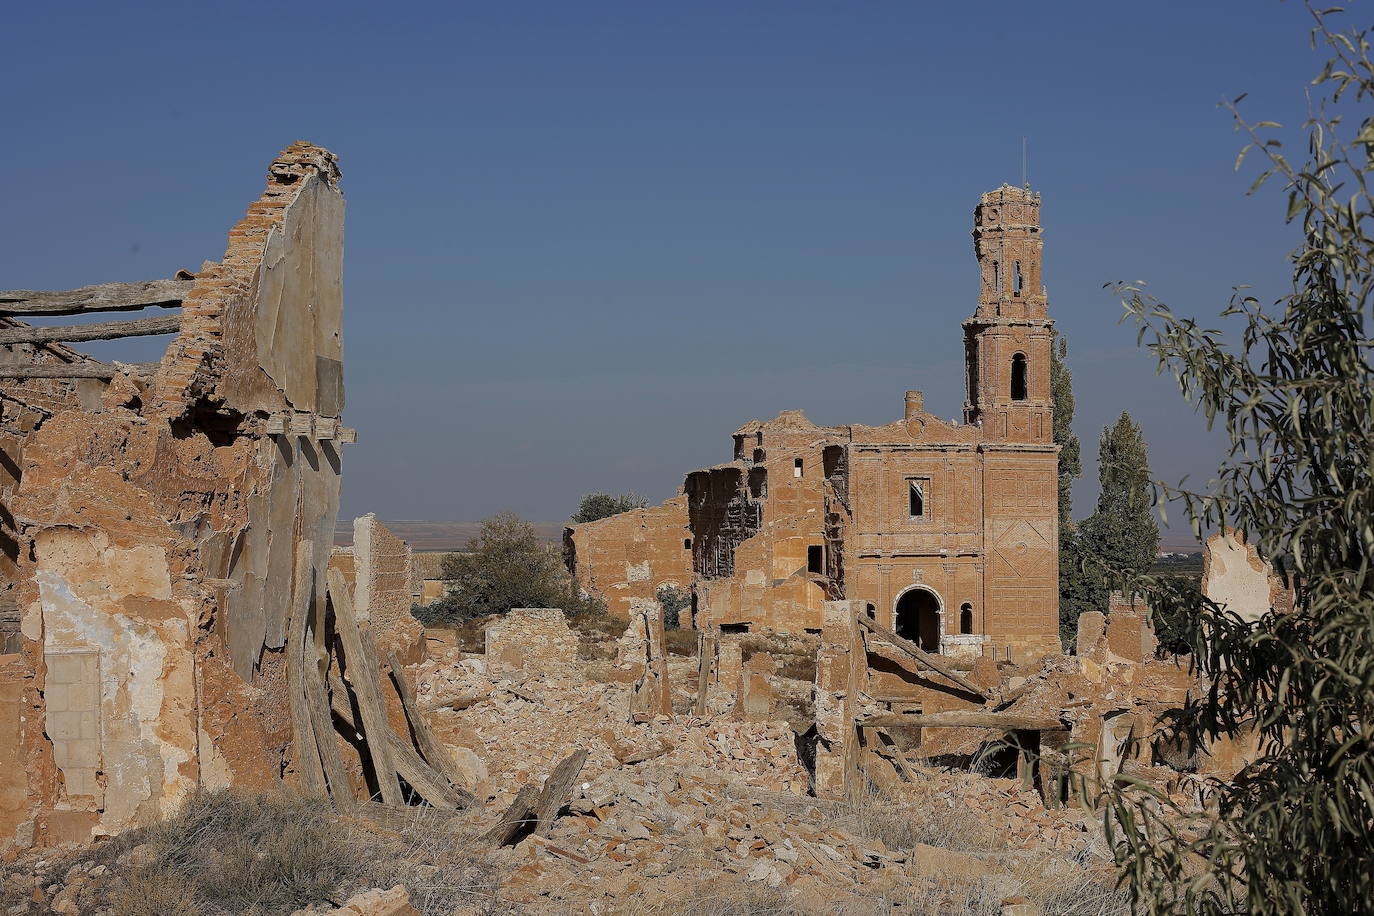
962 185 1054 442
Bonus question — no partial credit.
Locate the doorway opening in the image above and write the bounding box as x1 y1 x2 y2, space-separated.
894 587 942 652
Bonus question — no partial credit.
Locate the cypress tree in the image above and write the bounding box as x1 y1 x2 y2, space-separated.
1051 333 1091 646
1079 411 1160 586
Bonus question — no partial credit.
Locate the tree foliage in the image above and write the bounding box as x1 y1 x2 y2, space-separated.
1104 6 1374 911
1061 412 1160 645
571 491 650 524
1080 412 1161 579
1052 332 1091 644
415 512 601 624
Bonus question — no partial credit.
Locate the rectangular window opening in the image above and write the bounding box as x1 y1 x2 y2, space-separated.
908 478 928 518
683 539 692 550
807 545 824 574
793 457 804 478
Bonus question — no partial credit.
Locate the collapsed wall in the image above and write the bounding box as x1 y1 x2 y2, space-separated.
0 143 352 849
562 495 692 620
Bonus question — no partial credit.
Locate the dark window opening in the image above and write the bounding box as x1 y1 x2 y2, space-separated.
807 545 823 574
894 588 941 652
793 457 803 478
959 602 974 634
993 260 1001 294
683 539 692 550
720 622 750 634
1013 260 1023 296
804 627 822 636
908 479 927 517
1011 353 1028 401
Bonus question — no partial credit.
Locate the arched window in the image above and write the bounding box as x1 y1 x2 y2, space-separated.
1013 261 1023 296
1010 353 1028 401
959 602 974 634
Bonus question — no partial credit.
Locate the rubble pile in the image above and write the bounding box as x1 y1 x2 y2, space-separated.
491 763 1106 912
412 648 809 805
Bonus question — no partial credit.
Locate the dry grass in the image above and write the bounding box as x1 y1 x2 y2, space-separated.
739 633 819 682
609 876 802 915
39 789 513 916
836 785 1004 853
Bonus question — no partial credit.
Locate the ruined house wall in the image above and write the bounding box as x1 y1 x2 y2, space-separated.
1202 529 1292 623
2 143 348 849
564 496 692 621
689 411 843 632
352 514 425 665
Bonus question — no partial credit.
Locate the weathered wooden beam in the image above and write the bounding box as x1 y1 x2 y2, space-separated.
286 543 327 797
0 315 180 346
0 279 192 316
855 614 990 700
483 749 589 847
857 711 1066 731
0 362 157 379
327 567 403 807
327 687 472 810
303 647 355 811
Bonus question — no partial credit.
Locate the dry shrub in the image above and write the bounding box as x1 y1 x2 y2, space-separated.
91 789 511 916
566 609 625 661
663 627 698 657
739 633 818 683
837 785 1003 853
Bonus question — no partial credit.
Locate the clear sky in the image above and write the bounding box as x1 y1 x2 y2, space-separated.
3 1 1324 534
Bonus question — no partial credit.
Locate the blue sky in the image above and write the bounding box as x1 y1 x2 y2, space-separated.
2 1 1325 534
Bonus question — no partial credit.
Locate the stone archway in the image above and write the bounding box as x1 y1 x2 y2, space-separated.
894 586 942 652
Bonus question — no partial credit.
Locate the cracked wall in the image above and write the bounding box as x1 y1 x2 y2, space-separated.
0 142 350 850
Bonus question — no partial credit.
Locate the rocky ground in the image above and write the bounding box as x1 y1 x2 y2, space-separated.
2 639 1133 916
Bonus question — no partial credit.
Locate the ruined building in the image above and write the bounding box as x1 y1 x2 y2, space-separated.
1 145 472 853
569 185 1060 660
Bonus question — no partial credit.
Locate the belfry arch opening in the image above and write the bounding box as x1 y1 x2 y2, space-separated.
1010 352 1027 401
894 587 942 652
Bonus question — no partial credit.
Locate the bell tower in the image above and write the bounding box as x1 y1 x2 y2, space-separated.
962 184 1054 443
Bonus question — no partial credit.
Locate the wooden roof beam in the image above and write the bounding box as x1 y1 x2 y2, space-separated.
0 279 193 316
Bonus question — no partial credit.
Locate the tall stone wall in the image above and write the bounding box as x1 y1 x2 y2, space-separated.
0 143 350 849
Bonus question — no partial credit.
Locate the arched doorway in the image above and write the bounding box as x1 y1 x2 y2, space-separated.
894 587 942 652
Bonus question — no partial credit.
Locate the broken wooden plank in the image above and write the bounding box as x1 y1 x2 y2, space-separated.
873 729 920 783
303 647 355 811
857 711 1066 731
0 361 158 379
534 749 589 835
0 315 180 346
325 670 472 807
326 567 403 806
0 279 192 316
855 614 990 700
483 748 590 847
286 542 326 797
483 783 542 847
384 650 470 794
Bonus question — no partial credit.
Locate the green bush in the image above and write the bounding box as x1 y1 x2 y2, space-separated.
416 512 603 625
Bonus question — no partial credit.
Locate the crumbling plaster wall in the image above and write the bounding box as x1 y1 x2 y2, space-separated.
2 143 349 849
1202 529 1293 623
564 496 692 621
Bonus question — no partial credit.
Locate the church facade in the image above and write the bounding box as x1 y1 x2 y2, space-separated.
566 184 1061 661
